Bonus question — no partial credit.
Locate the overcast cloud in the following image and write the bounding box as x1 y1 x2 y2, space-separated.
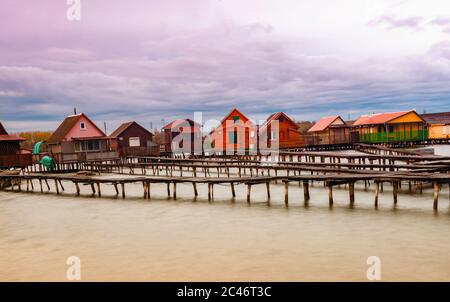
1 0 450 132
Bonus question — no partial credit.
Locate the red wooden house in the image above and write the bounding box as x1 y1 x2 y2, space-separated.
0 121 32 169
209 108 256 154
260 112 305 149
110 121 159 157
161 119 202 155
47 113 118 163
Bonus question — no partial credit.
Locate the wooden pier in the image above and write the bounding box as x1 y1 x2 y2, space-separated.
2 143 450 211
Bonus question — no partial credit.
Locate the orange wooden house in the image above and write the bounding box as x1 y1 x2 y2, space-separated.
209 108 256 154
353 110 427 143
306 116 353 145
259 112 304 149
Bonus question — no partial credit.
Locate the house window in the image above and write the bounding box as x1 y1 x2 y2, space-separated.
228 130 237 144
250 131 255 138
129 137 140 147
232 116 240 123
271 131 277 141
388 125 394 133
77 140 101 151
80 122 86 130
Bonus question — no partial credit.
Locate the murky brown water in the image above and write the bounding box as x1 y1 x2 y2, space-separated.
1 148 450 281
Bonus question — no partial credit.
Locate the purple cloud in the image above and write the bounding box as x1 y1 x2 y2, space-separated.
368 15 424 30
1 1 450 132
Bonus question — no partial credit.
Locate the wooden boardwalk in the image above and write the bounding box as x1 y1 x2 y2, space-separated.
3 144 450 211
1 169 449 210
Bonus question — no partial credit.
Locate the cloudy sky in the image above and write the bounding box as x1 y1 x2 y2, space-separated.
1 0 450 132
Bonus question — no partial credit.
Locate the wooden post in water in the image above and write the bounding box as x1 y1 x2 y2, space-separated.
266 181 270 199
349 182 355 204
121 183 125 198
328 185 333 206
54 179 60 194
231 182 236 198
90 183 96 196
393 181 398 205
247 184 252 203
173 182 177 200
167 183 171 197
303 181 310 202
192 183 198 197
96 182 101 197
208 184 211 201
374 181 380 207
433 182 439 210
284 181 288 205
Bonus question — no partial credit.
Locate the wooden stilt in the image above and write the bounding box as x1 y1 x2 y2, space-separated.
75 182 80 196
433 182 439 210
173 182 177 200
328 185 333 206
303 181 310 202
349 182 355 204
192 182 198 197
284 182 288 205
231 182 236 198
247 184 252 203
374 181 379 207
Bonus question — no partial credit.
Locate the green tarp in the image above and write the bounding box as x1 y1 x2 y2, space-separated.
33 141 43 155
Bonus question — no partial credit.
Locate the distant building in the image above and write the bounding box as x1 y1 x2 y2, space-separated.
209 108 255 154
306 116 353 145
260 112 305 149
110 121 159 157
47 113 118 163
0 121 32 169
353 110 427 143
161 119 202 155
421 112 450 140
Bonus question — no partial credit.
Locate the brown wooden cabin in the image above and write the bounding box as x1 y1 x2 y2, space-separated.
0 121 32 169
260 112 305 150
110 121 159 157
47 113 119 163
161 119 202 155
305 115 355 145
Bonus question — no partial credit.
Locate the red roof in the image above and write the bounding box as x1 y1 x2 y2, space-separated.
308 116 345 132
353 111 417 126
47 113 106 144
0 122 25 141
0 134 25 142
162 119 201 132
260 112 298 131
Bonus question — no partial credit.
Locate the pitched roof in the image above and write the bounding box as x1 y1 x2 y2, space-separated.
162 119 201 130
260 112 298 130
353 111 418 126
0 122 25 142
308 116 345 132
47 113 105 144
421 112 450 125
0 122 7 135
110 121 154 138
0 134 25 142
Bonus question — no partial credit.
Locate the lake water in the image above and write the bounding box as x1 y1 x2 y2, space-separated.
1 146 450 281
